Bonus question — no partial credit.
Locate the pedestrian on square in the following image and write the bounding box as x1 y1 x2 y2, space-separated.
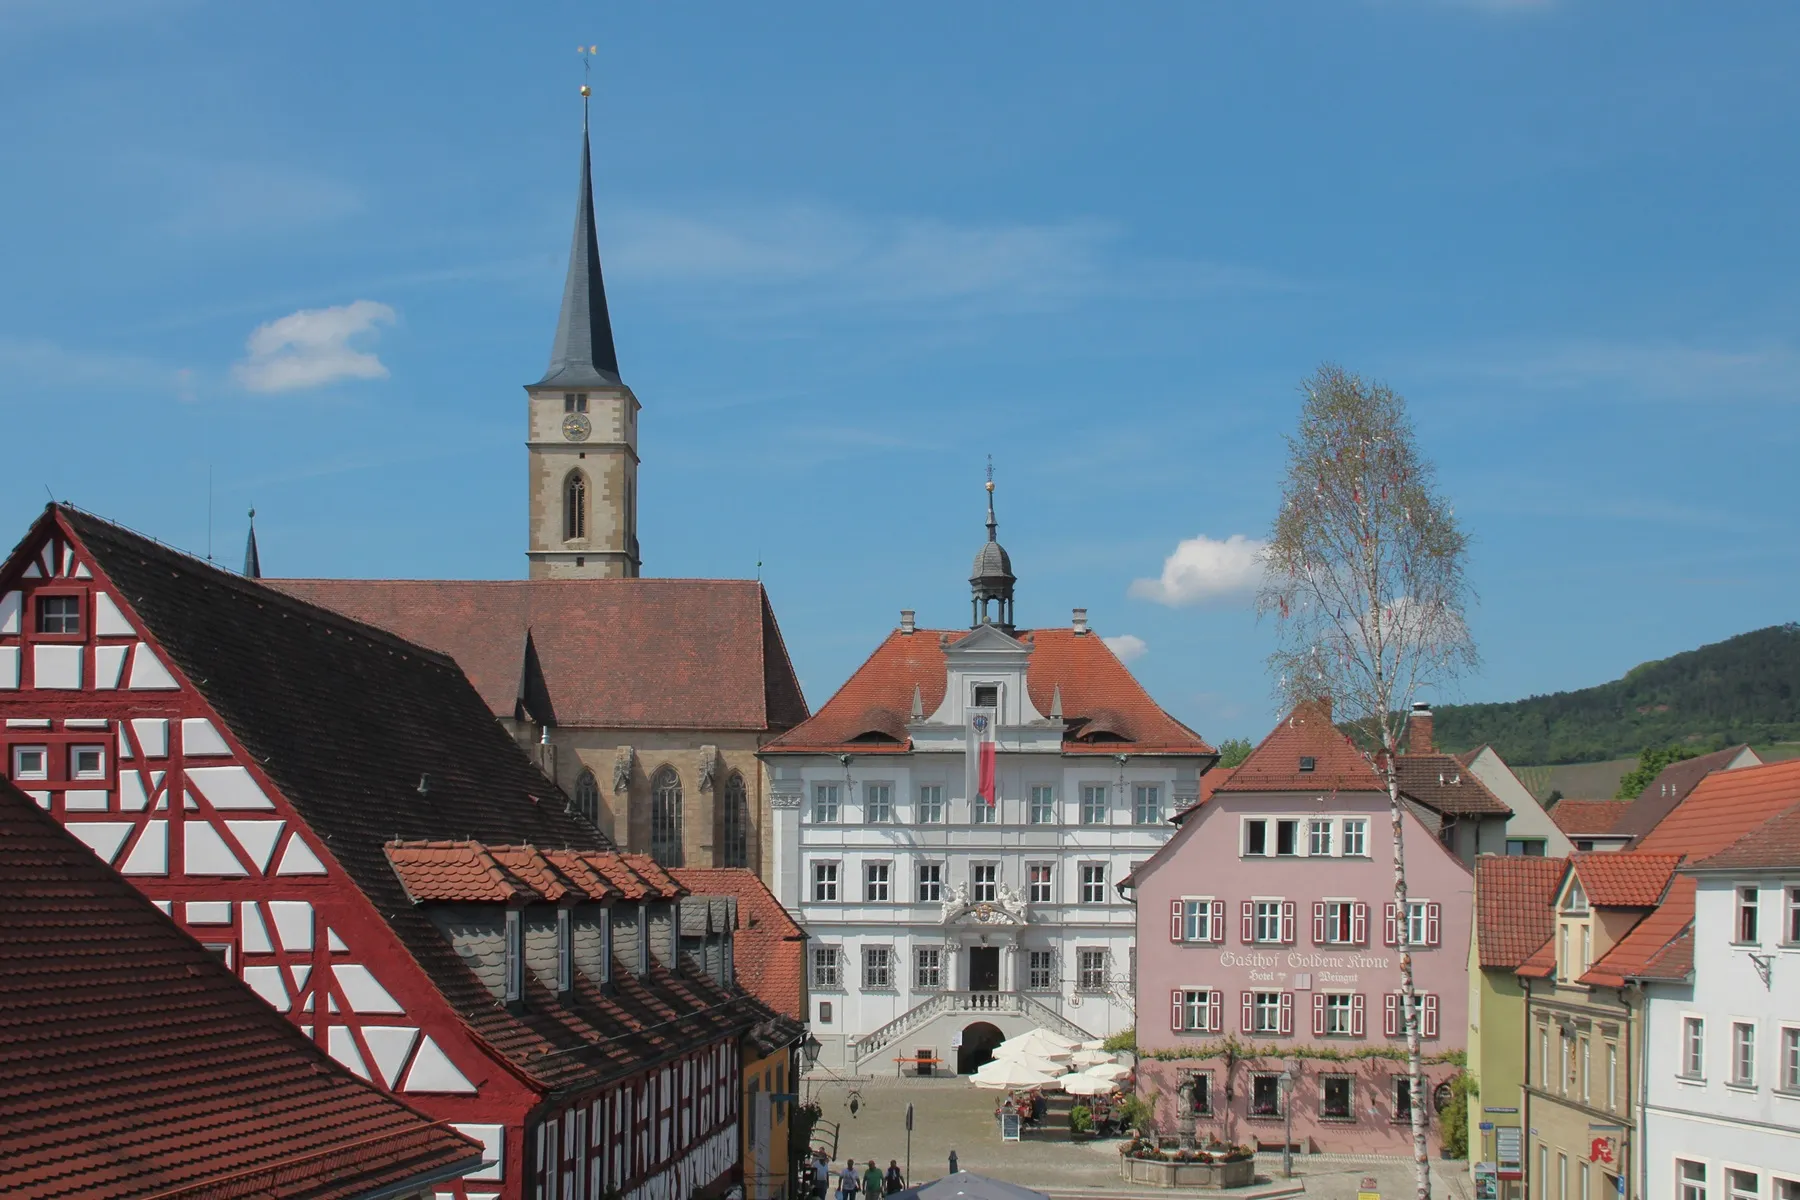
838 1160 860 1200
812 1151 830 1200
884 1161 904 1194
862 1159 883 1198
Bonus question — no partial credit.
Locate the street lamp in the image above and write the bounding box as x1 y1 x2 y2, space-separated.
800 1032 822 1071
1278 1061 1302 1179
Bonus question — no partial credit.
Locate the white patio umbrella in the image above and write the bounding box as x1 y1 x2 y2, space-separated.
998 1028 1076 1058
1081 1062 1131 1081
994 1039 1070 1063
1077 1039 1107 1051
1060 1073 1121 1096
1068 1049 1117 1068
970 1060 1061 1090
987 1052 1067 1076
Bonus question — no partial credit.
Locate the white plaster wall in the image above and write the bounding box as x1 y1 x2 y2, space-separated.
1464 746 1573 856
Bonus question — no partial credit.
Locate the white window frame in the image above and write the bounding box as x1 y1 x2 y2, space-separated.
1254 899 1284 944
1406 900 1431 947
1028 784 1056 825
812 946 841 991
1253 991 1283 1034
1075 948 1108 993
916 784 944 824
1324 991 1354 1036
1026 862 1053 904
862 945 893 991
1079 863 1107 904
812 861 839 903
864 782 893 824
1241 816 1269 856
971 863 998 903
1026 949 1056 991
1727 1169 1760 1200
1080 783 1108 825
11 745 48 781
864 861 890 903
1342 818 1368 857
1181 988 1215 1033
1781 1026 1800 1092
1133 784 1162 825
1732 1021 1756 1087
69 744 107 780
1321 899 1356 944
1677 1160 1707 1200
1182 896 1215 942
914 946 942 991
1309 818 1333 857
811 784 839 824
1737 886 1761 944
916 862 943 903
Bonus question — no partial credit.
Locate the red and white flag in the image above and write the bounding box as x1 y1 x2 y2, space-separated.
970 712 997 804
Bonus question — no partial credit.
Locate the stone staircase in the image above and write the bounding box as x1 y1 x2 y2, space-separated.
849 991 1095 1071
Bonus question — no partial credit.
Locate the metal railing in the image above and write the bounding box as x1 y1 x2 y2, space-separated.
850 990 1095 1066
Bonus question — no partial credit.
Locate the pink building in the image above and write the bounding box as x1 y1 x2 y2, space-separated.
1126 702 1493 1155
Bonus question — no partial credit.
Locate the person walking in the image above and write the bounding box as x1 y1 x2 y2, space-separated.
884 1161 904 1195
861 1159 883 1199
812 1151 830 1200
838 1160 861 1200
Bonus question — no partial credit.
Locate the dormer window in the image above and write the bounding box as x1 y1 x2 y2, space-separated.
504 910 524 1005
1299 756 1316 773
973 685 998 708
1564 880 1589 916
557 907 574 996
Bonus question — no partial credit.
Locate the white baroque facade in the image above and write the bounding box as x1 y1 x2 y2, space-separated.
1641 867 1800 1200
763 616 1214 1075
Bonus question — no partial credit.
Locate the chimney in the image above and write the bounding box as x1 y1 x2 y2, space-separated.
899 609 916 635
1408 702 1434 755
1071 608 1088 635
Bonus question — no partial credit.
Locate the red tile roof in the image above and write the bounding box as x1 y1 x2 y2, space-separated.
1549 799 1632 836
1687 800 1800 872
763 627 1213 756
1638 928 1695 982
1582 875 1697 987
271 578 809 733
671 868 806 1022
1516 934 1557 980
1611 744 1760 843
1635 758 1800 858
1570 852 1683 908
387 841 544 903
1214 701 1381 793
387 842 683 904
0 781 481 1200
1475 856 1566 969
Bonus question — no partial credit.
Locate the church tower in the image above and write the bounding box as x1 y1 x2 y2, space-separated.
525 92 641 579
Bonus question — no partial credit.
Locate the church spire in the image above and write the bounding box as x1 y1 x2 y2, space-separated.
969 460 1017 632
242 508 261 579
537 85 621 388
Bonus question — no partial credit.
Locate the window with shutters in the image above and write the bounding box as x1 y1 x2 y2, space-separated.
1390 900 1441 947
1176 897 1219 943
1321 992 1357 1036
1252 991 1285 1034
1384 991 1440 1039
1315 900 1364 945
1251 899 1290 944
1174 988 1218 1033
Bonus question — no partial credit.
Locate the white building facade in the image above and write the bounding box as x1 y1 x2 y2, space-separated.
1640 848 1800 1200
760 494 1216 1075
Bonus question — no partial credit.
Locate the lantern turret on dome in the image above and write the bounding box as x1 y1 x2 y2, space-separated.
969 469 1016 632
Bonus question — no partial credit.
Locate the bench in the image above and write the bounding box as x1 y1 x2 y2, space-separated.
893 1056 942 1077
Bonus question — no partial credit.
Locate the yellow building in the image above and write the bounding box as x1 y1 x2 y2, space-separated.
1469 856 1565 1200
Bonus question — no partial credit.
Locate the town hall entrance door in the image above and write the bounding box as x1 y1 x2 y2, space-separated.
968 947 1000 992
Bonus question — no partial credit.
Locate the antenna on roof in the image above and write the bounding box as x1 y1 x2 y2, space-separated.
206 466 214 562
42 483 54 505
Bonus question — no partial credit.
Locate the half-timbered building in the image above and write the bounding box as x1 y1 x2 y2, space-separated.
0 504 775 1200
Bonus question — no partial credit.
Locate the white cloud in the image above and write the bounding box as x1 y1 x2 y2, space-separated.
1128 534 1267 607
232 300 395 394
1102 634 1147 663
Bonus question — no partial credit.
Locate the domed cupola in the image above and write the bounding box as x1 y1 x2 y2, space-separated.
969 467 1016 632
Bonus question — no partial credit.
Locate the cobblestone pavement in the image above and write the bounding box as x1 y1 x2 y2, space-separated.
802 1075 1474 1200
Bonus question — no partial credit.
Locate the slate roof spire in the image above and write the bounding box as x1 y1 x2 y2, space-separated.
242 508 261 579
537 87 622 388
969 458 1016 632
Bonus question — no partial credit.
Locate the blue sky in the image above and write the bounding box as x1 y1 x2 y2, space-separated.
3 1 1796 745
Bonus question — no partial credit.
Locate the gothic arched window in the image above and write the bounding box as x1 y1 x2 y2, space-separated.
650 766 684 867
573 768 601 827
564 472 587 541
721 771 749 869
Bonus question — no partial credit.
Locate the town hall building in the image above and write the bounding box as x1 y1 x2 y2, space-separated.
760 482 1218 1073
273 100 808 883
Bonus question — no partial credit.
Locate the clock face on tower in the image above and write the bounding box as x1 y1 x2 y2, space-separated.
562 412 592 442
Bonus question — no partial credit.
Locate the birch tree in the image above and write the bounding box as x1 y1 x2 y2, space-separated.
1256 365 1476 1200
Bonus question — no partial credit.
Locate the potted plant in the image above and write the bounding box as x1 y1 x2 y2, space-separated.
1070 1105 1093 1139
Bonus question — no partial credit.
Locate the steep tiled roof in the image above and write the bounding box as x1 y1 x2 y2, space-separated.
1635 757 1800 858
270 578 808 733
1637 929 1694 982
1612 744 1760 843
1583 876 1697 987
671 868 807 1022
48 506 760 1095
1214 701 1380 793
1571 852 1682 908
388 841 545 903
1548 799 1631 836
763 627 1212 756
1516 934 1557 980
1391 753 1512 816
1475 856 1565 969
0 781 482 1200
1687 800 1800 871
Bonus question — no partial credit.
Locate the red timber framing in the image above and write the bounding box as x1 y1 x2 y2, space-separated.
0 506 763 1200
